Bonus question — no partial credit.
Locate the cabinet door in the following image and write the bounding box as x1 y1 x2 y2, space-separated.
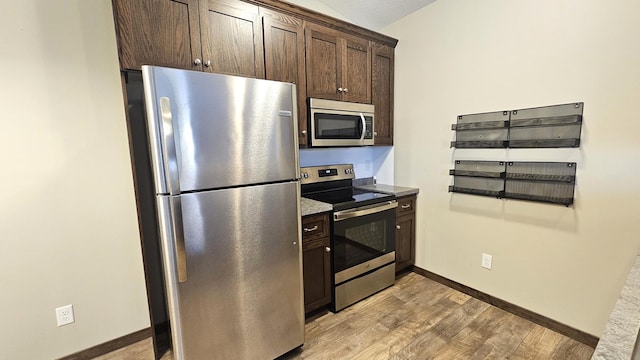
372 43 394 145
302 237 331 313
262 9 308 147
395 214 416 273
395 195 416 273
342 37 371 104
113 0 202 71
305 27 342 101
199 0 265 78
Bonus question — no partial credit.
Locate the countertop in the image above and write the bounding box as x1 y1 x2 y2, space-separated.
354 183 420 198
592 252 640 359
301 197 332 217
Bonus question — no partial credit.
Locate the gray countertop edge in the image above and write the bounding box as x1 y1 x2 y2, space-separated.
301 197 332 217
592 252 640 360
354 184 420 198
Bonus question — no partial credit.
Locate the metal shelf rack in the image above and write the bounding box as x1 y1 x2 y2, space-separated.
449 160 577 206
451 102 583 149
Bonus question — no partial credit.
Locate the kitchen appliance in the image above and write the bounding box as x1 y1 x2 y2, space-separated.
142 66 304 360
308 98 375 147
300 164 396 311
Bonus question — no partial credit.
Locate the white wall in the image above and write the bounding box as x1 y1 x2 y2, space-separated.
384 0 640 336
0 1 150 358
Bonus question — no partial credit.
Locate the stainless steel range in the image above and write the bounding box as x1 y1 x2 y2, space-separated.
301 164 397 311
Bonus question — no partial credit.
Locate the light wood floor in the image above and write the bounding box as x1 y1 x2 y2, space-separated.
99 272 594 359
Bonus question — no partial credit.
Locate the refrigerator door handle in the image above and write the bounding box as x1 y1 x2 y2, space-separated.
160 97 181 195
171 196 188 283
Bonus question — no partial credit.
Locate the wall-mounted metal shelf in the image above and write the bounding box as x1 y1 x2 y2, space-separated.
449 160 577 206
504 161 577 206
448 160 506 198
450 110 509 148
509 103 583 148
451 103 584 149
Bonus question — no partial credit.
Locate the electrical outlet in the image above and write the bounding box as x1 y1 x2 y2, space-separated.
481 253 493 270
56 304 75 326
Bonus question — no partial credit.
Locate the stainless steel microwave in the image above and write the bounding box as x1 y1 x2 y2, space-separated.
308 98 374 147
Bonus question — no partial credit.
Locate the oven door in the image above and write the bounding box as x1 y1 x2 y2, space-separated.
333 201 397 284
310 109 374 147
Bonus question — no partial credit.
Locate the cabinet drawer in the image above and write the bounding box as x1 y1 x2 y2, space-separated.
396 195 416 216
302 213 330 241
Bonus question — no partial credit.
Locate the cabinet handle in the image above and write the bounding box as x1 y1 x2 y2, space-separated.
374 132 378 136
343 88 348 93
303 225 318 233
301 130 307 135
193 58 202 66
337 87 343 93
401 204 411 209
204 60 211 67
396 225 401 230
325 247 331 253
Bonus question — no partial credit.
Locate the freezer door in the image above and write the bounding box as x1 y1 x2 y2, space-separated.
160 181 304 360
142 66 299 194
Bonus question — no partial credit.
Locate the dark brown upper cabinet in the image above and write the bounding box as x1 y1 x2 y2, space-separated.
200 0 265 78
261 8 308 147
112 0 203 71
112 0 397 148
304 23 371 104
372 43 394 145
112 0 265 78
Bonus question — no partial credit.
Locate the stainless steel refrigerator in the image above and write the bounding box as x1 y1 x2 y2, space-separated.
141 65 304 359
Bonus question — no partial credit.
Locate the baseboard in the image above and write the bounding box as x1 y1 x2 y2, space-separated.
57 327 152 360
411 266 599 348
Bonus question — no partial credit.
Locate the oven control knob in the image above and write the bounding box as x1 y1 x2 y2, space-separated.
302 173 309 179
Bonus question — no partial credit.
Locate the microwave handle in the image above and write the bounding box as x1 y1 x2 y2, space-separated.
359 113 366 140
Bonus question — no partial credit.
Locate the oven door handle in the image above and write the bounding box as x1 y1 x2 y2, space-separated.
334 201 397 222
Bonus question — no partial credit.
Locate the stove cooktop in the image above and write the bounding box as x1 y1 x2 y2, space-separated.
300 164 395 211
303 188 395 211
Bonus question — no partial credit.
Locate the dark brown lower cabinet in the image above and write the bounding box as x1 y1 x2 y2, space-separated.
395 195 417 273
302 213 331 313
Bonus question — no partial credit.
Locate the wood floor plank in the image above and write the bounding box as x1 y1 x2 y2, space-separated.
509 324 566 360
468 312 535 359
98 272 595 360
429 297 492 341
551 337 595 359
301 292 424 359
362 295 463 359
430 306 514 359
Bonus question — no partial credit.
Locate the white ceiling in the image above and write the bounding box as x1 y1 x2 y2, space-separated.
316 0 437 30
